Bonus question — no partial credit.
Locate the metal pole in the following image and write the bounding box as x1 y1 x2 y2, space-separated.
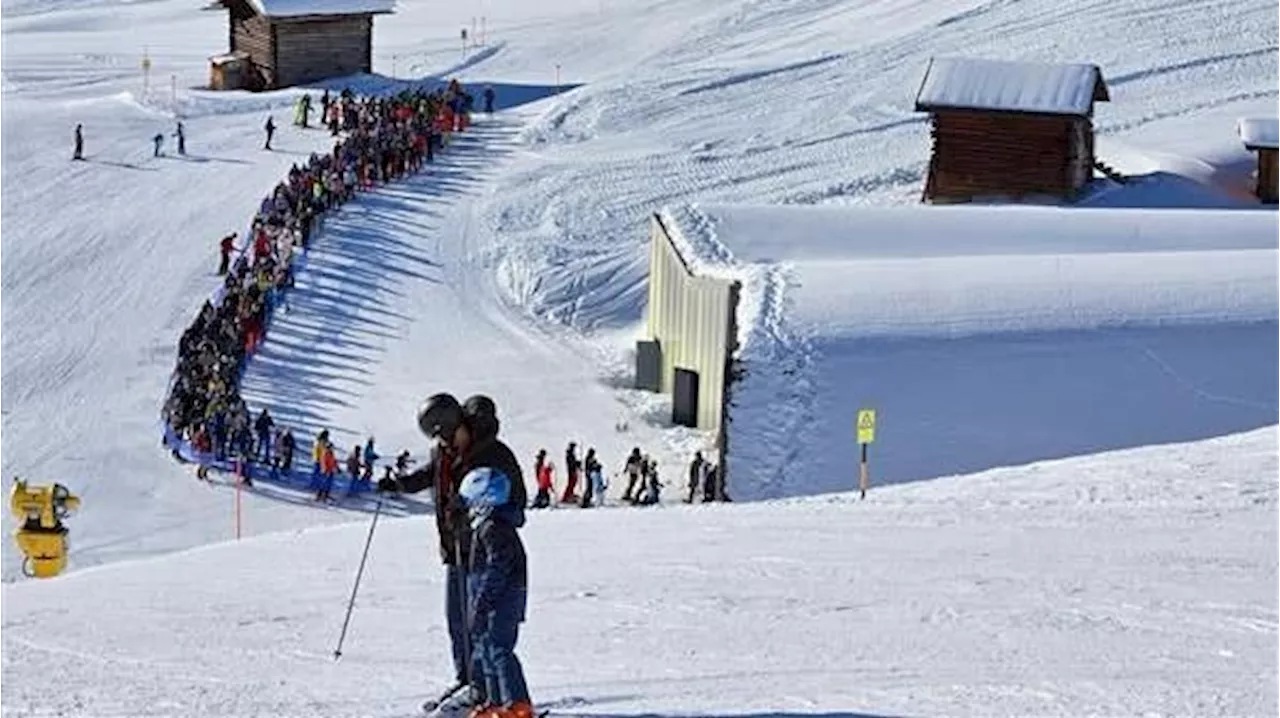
333 497 384 659
859 443 869 500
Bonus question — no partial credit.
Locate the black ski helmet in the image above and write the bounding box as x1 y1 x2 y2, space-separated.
417 392 463 440
462 394 499 440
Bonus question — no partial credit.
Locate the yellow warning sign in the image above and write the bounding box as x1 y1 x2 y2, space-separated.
856 409 876 444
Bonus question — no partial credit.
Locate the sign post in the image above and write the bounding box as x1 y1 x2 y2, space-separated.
856 409 876 500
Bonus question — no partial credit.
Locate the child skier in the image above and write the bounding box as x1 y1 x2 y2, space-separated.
458 466 534 718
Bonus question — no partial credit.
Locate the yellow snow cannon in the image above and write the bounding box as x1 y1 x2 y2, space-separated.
9 478 81 579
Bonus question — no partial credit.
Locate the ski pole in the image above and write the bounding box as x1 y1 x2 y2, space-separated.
333 496 384 660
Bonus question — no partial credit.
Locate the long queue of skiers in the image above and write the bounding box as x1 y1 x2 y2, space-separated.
161 80 483 477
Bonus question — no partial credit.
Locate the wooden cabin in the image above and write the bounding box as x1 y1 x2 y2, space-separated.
210 0 394 90
1237 117 1278 204
914 57 1110 204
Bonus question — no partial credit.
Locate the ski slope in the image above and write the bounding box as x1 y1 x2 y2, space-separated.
2 429 1276 717
1 0 1277 713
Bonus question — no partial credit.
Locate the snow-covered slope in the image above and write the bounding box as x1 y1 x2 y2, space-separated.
3 429 1276 717
1 0 1275 583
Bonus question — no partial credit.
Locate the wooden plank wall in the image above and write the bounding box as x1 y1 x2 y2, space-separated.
231 11 275 88
925 111 1093 202
273 16 371 88
1257 149 1278 203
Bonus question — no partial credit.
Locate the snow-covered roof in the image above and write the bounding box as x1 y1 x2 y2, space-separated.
242 0 394 18
1237 117 1279 150
915 57 1109 116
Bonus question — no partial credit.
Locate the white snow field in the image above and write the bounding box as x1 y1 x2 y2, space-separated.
2 429 1277 718
1 0 1278 713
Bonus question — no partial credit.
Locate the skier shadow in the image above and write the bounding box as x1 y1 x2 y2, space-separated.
161 153 253 166
85 157 158 171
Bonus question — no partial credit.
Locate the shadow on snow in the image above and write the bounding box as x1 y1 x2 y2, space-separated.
226 118 521 513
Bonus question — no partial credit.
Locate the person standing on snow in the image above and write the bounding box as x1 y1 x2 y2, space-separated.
582 449 606 508
362 437 378 482
579 447 601 508
483 86 496 115
621 447 643 503
218 233 237 276
73 124 84 161
264 115 276 151
530 449 552 509
377 393 528 715
254 408 275 464
561 442 581 504
152 132 164 157
174 121 186 156
346 445 363 492
684 451 704 504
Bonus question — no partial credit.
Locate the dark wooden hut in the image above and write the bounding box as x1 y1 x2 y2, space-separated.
210 0 394 90
1238 118 1278 204
914 57 1110 204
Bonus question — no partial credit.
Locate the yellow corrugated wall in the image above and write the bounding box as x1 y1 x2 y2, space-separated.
646 215 736 434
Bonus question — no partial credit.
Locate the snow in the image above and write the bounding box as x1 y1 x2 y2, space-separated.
914 57 1106 116
3 429 1276 717
1 0 1278 713
660 203 1279 499
1238 117 1279 149
245 0 395 18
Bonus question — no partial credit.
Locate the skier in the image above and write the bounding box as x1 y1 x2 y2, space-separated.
583 450 606 508
579 447 601 508
394 449 414 477
254 409 275 465
273 427 295 478
530 450 552 509
294 94 311 128
345 445 363 493
174 121 186 156
317 441 339 501
362 437 378 482
264 115 276 151
621 447 643 503
638 457 662 506
483 85 496 115
73 124 84 161
458 463 534 718
377 393 527 715
560 441 580 504
216 233 236 275
685 451 704 504
152 132 164 157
